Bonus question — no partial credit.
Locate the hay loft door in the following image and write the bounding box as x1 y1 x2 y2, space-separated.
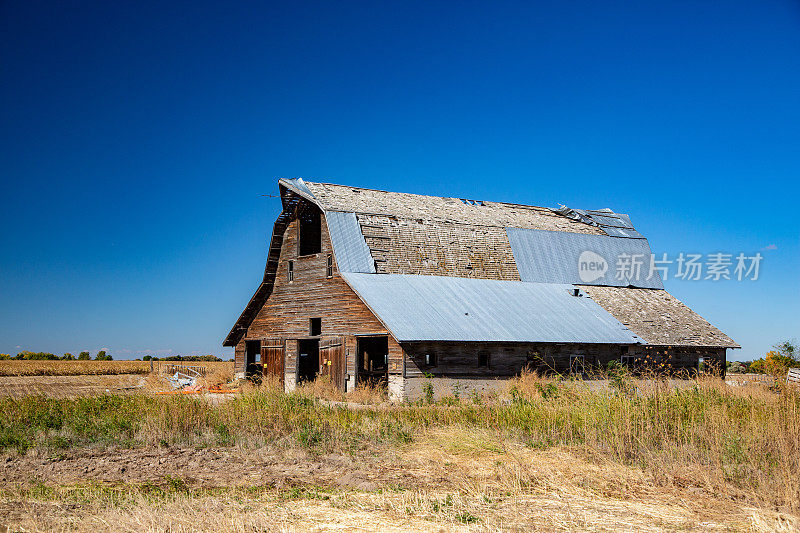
319 336 345 390
260 338 285 386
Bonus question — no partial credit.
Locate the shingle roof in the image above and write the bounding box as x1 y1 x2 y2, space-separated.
299 180 608 233
580 285 739 348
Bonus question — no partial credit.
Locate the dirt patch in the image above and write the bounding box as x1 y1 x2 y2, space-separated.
0 445 382 489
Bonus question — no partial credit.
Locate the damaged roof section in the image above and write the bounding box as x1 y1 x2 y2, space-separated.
550 206 645 239
285 179 608 234
342 273 642 344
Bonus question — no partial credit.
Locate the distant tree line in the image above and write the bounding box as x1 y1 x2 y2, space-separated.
140 355 224 362
0 350 112 361
727 339 798 375
0 351 232 362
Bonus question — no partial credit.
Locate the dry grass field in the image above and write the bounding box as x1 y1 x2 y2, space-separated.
0 367 798 531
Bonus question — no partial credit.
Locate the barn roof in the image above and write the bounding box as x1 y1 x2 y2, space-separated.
579 286 737 347
223 179 738 348
342 273 642 344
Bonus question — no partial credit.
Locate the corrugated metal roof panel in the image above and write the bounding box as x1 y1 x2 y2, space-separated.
325 211 376 273
279 178 316 201
601 226 645 239
507 228 664 289
341 273 643 344
585 213 634 229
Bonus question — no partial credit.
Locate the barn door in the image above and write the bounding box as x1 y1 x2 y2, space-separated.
260 338 284 386
319 336 345 390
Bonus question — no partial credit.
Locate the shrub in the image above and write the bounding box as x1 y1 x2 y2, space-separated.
749 340 799 376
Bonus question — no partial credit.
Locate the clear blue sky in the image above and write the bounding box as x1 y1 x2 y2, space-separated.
1 1 798 360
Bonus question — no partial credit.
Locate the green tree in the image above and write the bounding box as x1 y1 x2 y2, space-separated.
77 351 91 361
749 339 799 376
95 350 112 361
18 351 58 360
62 353 75 361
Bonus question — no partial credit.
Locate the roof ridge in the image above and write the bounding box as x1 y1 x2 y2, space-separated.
298 179 563 212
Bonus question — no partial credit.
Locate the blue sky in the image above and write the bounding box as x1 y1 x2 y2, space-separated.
1 1 798 360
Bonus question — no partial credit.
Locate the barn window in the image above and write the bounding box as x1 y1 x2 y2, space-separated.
287 260 294 282
309 317 321 336
424 353 437 367
477 352 489 367
621 354 635 368
298 209 321 256
326 254 333 277
569 355 585 375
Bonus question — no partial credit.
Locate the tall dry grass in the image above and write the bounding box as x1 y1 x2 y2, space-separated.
0 373 797 512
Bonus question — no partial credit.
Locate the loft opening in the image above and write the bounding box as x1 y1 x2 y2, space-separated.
298 207 322 256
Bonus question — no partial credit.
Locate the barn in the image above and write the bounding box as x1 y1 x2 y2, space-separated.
224 178 738 400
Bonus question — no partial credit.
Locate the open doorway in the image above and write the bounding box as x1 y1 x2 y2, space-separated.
297 339 319 383
245 340 262 378
357 336 388 387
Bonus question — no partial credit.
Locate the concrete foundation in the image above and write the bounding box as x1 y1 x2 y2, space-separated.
284 373 296 392
388 375 405 402
345 374 356 393
404 376 509 402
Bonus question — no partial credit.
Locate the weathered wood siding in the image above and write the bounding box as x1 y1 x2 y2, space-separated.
403 341 727 377
234 340 246 373
235 205 403 378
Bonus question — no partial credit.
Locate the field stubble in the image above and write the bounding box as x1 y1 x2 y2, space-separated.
0 360 234 377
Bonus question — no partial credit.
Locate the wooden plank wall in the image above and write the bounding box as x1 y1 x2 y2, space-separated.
404 341 727 377
237 203 403 378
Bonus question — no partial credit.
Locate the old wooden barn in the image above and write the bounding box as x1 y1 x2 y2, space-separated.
224 179 737 400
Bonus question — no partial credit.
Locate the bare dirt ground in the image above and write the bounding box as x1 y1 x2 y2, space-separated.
1 429 797 532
